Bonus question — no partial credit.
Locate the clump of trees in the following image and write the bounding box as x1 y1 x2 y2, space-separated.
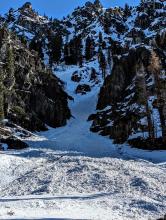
48 34 63 67
136 51 166 143
148 51 166 142
64 35 83 66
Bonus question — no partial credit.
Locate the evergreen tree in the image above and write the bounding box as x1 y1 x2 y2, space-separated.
5 44 15 89
70 36 83 66
90 68 97 81
5 8 15 23
94 0 102 8
148 51 166 142
68 39 77 65
107 47 112 73
99 32 103 46
2 44 15 118
103 15 110 34
64 36 83 66
19 34 27 46
0 69 4 121
49 34 63 66
98 48 107 79
136 62 155 140
85 36 91 61
124 4 131 17
64 43 70 65
29 37 44 60
85 36 95 61
98 32 106 49
75 35 83 66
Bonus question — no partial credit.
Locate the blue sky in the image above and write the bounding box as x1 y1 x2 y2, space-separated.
0 0 140 18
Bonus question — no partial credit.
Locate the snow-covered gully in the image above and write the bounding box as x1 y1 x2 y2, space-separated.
0 66 166 220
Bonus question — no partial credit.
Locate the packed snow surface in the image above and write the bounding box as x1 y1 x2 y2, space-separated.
0 64 166 220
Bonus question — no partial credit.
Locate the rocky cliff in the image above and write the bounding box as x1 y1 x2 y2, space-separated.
89 31 166 144
0 27 71 132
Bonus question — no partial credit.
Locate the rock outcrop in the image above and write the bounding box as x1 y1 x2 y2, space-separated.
75 84 91 95
90 38 166 143
0 28 71 132
1 136 28 150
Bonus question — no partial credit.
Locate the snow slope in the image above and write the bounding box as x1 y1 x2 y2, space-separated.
0 64 166 220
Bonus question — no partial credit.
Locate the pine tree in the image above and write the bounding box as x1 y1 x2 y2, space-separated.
98 48 107 79
5 44 15 89
90 68 97 81
64 43 70 65
94 0 102 8
29 37 44 60
5 8 15 23
63 36 82 66
107 47 112 73
136 62 155 140
19 34 27 46
124 4 131 17
0 69 4 121
49 34 63 66
85 36 95 61
148 51 166 142
75 36 83 67
85 36 91 61
2 44 15 118
66 40 76 65
99 32 103 46
103 14 110 34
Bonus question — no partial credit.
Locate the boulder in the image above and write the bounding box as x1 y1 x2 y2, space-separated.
75 84 91 95
71 71 82 82
1 136 28 150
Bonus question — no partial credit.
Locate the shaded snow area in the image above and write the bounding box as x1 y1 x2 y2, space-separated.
0 64 166 220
